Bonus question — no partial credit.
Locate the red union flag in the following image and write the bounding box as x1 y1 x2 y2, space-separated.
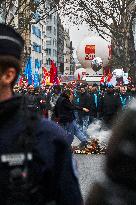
85 45 95 60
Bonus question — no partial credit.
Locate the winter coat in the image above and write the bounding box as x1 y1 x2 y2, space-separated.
0 95 83 205
54 94 83 124
78 92 96 117
99 92 121 117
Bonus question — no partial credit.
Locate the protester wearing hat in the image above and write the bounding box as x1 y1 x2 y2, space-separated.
0 24 83 205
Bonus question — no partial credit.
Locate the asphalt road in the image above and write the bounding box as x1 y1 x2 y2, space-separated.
75 154 105 200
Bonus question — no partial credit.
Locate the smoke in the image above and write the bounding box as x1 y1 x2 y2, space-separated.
87 120 111 146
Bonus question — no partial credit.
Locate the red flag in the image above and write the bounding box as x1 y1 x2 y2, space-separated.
43 67 47 75
107 69 112 82
18 76 23 87
42 67 48 86
50 60 56 83
50 60 59 84
100 76 104 84
78 73 80 80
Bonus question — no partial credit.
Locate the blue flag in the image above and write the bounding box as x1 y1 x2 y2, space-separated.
34 59 40 88
24 57 32 85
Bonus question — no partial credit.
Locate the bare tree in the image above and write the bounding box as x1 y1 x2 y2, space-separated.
0 0 61 63
60 0 136 80
0 0 61 29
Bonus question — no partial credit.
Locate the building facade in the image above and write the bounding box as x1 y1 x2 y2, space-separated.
57 15 64 74
133 19 136 50
30 21 47 78
45 1 58 70
0 0 74 79
70 41 75 74
64 29 71 75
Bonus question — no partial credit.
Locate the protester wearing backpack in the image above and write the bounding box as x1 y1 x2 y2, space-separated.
0 24 83 205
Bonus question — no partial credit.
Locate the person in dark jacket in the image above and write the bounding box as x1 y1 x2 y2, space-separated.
54 90 89 146
89 84 99 122
99 85 121 128
46 85 61 119
86 99 136 205
25 85 42 114
0 24 83 205
78 85 96 137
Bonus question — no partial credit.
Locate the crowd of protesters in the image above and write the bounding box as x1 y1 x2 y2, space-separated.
2 23 136 205
14 81 136 146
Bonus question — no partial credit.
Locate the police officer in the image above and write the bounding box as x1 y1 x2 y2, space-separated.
0 24 83 205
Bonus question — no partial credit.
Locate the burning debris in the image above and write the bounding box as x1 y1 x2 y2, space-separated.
72 120 111 154
72 139 107 154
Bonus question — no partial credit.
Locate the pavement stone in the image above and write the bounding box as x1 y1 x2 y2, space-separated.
75 154 106 200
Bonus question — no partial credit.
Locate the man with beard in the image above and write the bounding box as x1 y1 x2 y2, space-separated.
0 24 83 205
99 85 121 128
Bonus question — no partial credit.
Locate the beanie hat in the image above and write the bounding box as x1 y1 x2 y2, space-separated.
0 24 24 59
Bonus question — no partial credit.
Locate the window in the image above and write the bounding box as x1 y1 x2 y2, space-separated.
46 58 51 65
53 39 55 46
33 11 40 22
53 49 55 57
35 59 41 69
55 50 57 57
52 49 57 57
33 42 41 53
54 16 56 24
53 39 57 47
46 48 51 55
54 27 56 36
32 26 41 38
46 37 51 45
47 26 52 33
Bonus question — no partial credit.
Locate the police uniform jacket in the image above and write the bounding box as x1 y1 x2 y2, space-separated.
0 96 83 205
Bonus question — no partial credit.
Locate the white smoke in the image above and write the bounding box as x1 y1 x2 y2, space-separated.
87 120 111 146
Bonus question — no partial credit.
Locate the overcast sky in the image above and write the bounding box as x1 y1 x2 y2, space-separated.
66 23 96 58
63 17 94 58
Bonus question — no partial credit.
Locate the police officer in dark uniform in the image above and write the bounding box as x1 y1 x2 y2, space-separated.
0 24 83 205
